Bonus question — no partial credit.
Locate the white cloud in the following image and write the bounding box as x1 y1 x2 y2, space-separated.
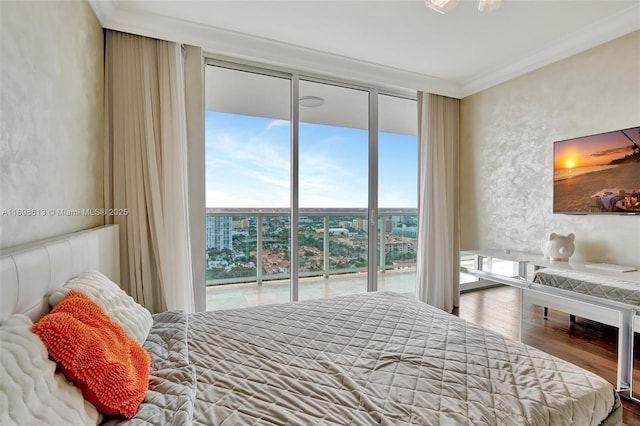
266 119 289 131
245 170 289 189
207 125 371 208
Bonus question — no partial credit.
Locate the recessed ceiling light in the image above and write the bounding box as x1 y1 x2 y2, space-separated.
425 0 501 13
299 96 325 108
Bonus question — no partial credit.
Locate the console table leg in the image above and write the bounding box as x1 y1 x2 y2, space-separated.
617 310 633 391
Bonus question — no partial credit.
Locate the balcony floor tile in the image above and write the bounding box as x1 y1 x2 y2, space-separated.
206 268 416 311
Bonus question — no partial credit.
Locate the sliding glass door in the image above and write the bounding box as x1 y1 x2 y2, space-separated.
204 62 417 311
205 66 292 308
298 80 370 300
377 94 418 293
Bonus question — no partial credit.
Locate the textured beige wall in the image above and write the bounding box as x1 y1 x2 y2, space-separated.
460 31 640 267
0 0 104 248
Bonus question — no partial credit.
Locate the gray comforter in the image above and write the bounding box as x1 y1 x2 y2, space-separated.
109 292 620 425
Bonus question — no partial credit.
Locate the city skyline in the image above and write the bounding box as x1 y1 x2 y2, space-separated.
204 212 418 283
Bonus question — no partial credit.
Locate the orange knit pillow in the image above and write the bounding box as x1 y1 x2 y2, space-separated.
32 290 150 419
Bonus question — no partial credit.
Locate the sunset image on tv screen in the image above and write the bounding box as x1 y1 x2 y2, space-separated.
553 126 640 214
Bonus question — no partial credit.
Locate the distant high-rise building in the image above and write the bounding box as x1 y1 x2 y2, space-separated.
392 226 417 239
233 218 250 229
384 219 395 233
205 215 233 250
352 219 367 230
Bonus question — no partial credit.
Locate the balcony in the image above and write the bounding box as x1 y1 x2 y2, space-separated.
206 253 488 311
205 208 418 310
207 267 417 311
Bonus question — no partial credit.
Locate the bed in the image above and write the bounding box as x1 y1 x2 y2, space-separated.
0 226 623 425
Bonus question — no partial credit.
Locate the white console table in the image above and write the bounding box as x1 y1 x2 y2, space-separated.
460 249 640 392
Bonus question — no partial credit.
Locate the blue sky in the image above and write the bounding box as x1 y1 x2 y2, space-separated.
205 111 417 208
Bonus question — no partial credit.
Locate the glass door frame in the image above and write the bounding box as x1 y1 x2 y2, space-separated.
203 57 416 304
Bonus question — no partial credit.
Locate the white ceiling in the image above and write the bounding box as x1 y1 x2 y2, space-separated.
90 0 640 98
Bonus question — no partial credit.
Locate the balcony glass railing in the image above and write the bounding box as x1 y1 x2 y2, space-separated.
205 208 417 287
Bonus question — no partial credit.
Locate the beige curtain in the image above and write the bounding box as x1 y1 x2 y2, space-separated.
415 92 460 313
105 30 194 313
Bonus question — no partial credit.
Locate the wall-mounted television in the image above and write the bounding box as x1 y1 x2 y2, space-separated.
553 126 640 215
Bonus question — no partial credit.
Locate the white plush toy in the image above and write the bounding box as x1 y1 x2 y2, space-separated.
541 232 575 261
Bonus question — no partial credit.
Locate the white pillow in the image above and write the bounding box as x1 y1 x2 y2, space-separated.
0 314 101 425
49 271 153 345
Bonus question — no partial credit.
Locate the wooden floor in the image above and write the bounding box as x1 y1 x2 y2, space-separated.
455 285 640 426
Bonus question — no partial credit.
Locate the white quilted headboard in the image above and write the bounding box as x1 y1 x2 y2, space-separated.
0 225 119 323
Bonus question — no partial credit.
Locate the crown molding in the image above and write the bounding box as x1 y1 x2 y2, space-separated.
89 1 639 99
87 0 118 26
87 0 463 98
460 3 640 97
